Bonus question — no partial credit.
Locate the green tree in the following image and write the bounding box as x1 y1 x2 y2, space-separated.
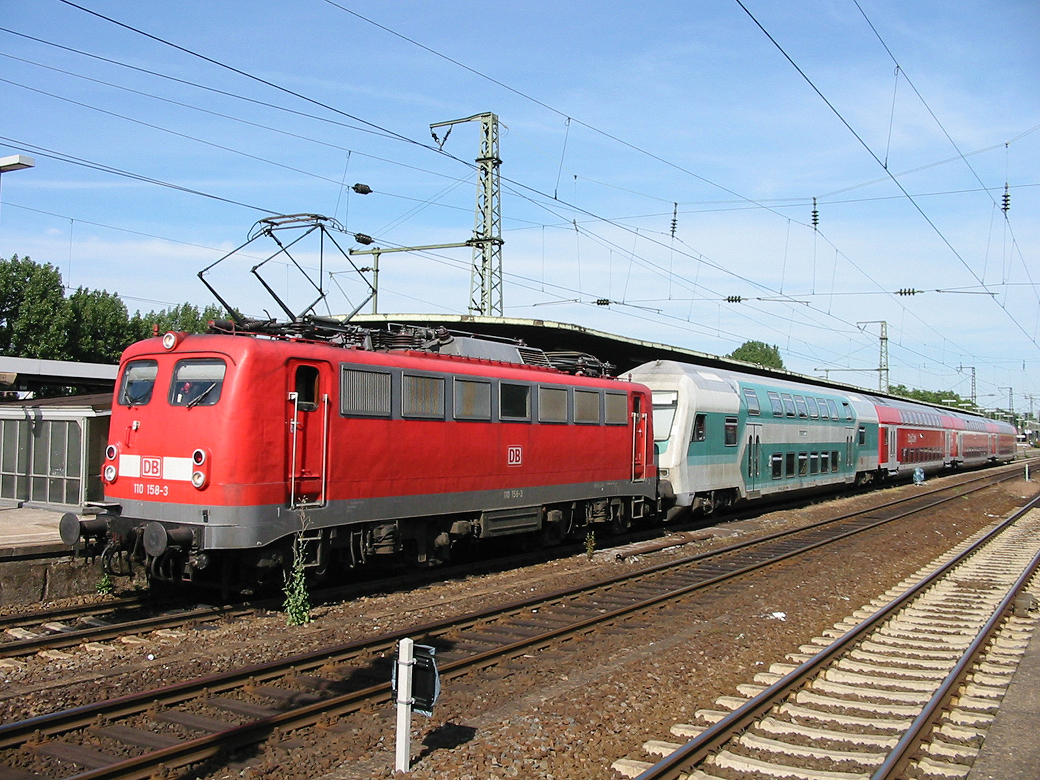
889 384 972 409
129 302 224 342
727 340 785 370
0 254 72 359
68 287 135 364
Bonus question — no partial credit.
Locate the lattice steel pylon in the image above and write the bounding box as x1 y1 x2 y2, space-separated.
857 320 889 393
431 113 504 316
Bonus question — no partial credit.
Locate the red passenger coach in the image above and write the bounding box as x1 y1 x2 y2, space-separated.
871 395 1016 478
64 325 657 591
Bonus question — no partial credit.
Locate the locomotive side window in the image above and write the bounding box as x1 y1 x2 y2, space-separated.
119 360 158 406
500 383 531 420
454 378 491 420
169 359 226 407
539 386 568 422
724 416 738 446
604 392 628 425
294 365 319 412
574 390 600 424
403 374 444 418
743 388 761 416
767 391 783 417
652 392 678 441
341 366 391 416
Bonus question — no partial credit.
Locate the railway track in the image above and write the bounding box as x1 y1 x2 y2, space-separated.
612 494 1040 780
3 463 1026 663
0 465 1026 779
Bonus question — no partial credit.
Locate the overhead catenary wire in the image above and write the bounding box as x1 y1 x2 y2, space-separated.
7 3 1034 397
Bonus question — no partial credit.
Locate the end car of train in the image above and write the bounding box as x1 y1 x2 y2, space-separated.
61 327 657 592
623 359 1016 519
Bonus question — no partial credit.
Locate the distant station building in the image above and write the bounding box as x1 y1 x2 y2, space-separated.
0 357 116 511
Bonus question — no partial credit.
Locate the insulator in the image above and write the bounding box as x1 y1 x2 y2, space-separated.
726 295 743 303
1002 184 1010 214
898 288 919 296
670 203 678 239
352 183 373 195
595 298 611 306
811 197 819 228
354 233 374 245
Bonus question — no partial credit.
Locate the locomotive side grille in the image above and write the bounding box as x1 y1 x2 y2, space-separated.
341 367 392 416
403 375 445 417
454 378 492 420
538 386 568 422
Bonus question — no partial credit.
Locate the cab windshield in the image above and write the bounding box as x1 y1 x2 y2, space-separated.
118 360 158 406
652 391 678 442
169 359 227 407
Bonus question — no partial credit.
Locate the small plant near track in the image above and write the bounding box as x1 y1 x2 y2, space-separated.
96 571 114 595
585 530 596 560
283 517 312 626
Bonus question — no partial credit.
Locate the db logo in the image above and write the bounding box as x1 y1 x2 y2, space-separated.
141 457 162 479
507 446 523 466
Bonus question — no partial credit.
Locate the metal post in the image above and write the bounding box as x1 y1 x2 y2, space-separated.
395 637 414 773
431 113 504 316
371 249 380 314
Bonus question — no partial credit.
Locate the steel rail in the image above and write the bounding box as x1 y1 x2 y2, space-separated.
631 491 1040 780
0 468 1017 754
2 461 1023 661
872 527 1040 778
3 470 1023 779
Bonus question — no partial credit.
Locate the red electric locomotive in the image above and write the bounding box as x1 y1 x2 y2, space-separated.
63 324 657 592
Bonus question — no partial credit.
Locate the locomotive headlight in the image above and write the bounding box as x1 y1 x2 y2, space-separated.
105 444 117 461
162 331 184 350
191 470 207 489
103 464 117 483
192 448 207 466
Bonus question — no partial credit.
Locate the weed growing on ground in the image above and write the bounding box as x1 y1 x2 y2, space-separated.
283 519 312 626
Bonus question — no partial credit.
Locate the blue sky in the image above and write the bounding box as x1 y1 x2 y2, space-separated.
1 0 1037 413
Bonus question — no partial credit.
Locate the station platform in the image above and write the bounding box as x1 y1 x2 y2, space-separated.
0 504 98 605
0 504 68 556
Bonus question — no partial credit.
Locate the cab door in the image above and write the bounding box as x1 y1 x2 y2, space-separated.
631 394 649 482
287 360 331 508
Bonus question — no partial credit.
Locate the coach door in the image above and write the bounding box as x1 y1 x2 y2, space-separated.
287 360 331 508
746 423 762 493
632 395 649 482
845 427 856 480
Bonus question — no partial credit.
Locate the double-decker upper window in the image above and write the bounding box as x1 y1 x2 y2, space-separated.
169 359 226 407
118 360 158 406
